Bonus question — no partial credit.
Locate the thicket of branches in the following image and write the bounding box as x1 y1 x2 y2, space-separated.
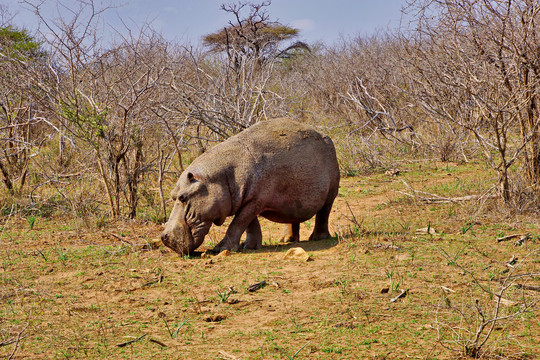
1 0 539 220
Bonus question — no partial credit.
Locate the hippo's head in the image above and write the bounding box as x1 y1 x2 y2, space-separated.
160 169 231 255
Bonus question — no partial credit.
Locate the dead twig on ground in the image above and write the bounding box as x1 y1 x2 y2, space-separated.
7 324 28 360
218 350 240 359
149 338 167 347
496 233 529 243
0 338 20 347
512 283 540 292
247 280 267 292
116 333 147 347
390 289 409 303
111 233 133 246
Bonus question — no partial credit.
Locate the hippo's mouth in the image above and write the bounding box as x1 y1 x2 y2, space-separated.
161 220 193 255
161 219 212 256
161 200 214 255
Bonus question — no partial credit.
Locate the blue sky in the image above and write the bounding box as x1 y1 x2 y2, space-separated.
3 0 408 45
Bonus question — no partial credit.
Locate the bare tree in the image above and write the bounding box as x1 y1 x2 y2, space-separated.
0 4 15 27
0 25 49 194
25 0 173 219
403 0 540 205
294 35 424 173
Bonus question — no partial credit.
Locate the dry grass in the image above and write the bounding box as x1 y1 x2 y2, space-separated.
1 162 538 359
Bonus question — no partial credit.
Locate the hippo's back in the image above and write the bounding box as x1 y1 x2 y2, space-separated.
236 118 331 152
233 118 340 223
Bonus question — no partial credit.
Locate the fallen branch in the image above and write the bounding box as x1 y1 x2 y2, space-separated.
398 191 491 203
511 283 540 292
397 180 493 204
111 233 133 246
441 286 456 293
116 333 147 347
247 280 266 292
504 255 517 269
7 324 28 360
493 298 519 307
497 234 529 243
514 236 529 246
497 270 540 292
150 338 167 347
0 336 27 348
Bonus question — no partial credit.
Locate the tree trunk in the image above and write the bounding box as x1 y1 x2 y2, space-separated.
127 145 143 219
500 170 511 204
0 160 14 194
96 152 118 219
158 149 168 223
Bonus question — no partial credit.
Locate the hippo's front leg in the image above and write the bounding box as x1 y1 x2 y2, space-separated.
242 217 262 250
212 202 261 252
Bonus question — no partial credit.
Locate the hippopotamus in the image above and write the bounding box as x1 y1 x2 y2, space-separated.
160 118 340 255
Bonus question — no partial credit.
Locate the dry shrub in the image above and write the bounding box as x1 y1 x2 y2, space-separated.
506 168 540 215
2 0 540 220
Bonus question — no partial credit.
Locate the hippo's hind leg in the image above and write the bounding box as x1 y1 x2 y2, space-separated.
278 223 300 243
242 217 262 250
309 197 335 241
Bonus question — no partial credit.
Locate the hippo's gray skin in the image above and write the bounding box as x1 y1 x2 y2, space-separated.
160 118 340 255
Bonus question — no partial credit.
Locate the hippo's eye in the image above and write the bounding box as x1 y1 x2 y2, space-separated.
187 172 200 183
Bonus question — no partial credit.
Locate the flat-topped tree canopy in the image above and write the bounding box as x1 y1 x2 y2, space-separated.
202 1 308 63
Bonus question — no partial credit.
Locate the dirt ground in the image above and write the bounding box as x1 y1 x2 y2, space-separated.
1 162 539 359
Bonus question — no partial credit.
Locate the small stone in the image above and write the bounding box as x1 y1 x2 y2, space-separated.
215 250 231 258
385 169 400 176
283 247 312 262
205 314 226 322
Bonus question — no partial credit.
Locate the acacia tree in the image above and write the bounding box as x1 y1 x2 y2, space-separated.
403 0 540 205
166 1 307 141
203 1 308 70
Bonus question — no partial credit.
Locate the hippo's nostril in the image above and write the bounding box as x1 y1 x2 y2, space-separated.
161 233 169 243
